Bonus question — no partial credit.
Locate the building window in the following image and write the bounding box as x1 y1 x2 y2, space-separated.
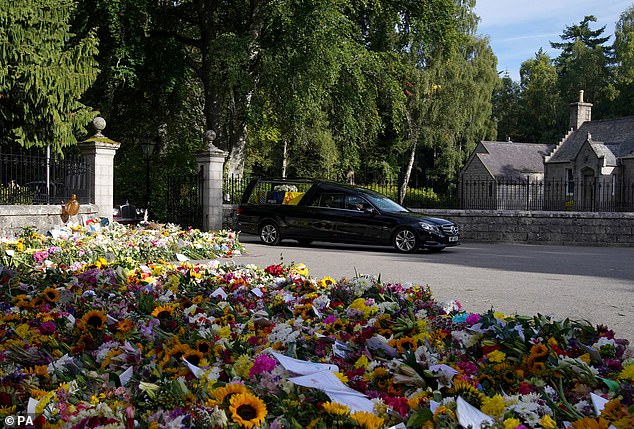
566 169 574 196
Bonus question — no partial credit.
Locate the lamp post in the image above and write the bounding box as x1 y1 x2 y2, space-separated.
141 139 156 211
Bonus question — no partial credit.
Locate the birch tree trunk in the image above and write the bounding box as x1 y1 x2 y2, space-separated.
399 109 418 205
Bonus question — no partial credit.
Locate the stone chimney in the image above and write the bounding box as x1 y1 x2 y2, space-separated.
569 89 592 130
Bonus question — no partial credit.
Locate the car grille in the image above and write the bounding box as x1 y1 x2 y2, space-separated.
442 225 459 235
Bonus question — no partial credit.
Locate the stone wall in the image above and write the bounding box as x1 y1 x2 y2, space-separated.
0 204 100 237
223 205 634 247
418 209 634 247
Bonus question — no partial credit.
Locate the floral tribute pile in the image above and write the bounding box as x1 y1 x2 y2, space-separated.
0 223 244 271
0 224 633 429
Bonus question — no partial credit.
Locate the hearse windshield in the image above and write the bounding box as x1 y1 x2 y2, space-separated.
361 189 409 213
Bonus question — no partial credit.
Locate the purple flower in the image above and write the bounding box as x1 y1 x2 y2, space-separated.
466 313 481 325
250 354 277 378
39 321 56 335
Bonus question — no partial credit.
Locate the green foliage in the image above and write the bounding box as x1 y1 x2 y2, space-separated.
0 0 99 153
518 50 561 143
551 15 615 119
612 6 634 116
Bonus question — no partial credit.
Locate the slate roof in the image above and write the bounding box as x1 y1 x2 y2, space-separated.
546 116 634 163
474 141 555 178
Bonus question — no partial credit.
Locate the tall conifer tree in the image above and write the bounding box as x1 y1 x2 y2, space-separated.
0 0 99 153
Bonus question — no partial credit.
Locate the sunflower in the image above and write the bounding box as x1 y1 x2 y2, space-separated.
395 336 417 353
159 343 191 368
183 349 204 367
80 310 107 330
114 319 134 333
196 339 212 354
322 401 350 416
318 276 337 288
210 382 250 405
0 385 17 416
350 411 384 429
151 305 174 319
529 343 549 359
569 417 611 429
41 288 59 303
228 392 267 429
451 379 485 408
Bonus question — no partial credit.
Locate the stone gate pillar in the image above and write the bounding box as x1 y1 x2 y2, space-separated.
195 130 227 231
79 117 120 220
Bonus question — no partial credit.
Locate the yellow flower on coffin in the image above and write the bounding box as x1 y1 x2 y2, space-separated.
350 411 384 429
228 392 267 429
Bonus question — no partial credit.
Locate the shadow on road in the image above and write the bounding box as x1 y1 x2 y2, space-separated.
236 234 634 283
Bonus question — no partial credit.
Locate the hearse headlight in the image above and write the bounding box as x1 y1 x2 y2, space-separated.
419 222 440 233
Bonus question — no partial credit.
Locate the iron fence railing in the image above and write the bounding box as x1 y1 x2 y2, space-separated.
0 148 90 205
223 174 634 213
459 177 634 212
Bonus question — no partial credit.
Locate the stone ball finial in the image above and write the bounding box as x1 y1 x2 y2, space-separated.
204 129 222 152
92 116 106 137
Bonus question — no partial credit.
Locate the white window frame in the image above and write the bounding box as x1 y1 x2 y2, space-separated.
565 168 574 196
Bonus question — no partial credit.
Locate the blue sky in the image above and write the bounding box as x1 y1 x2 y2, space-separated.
473 0 633 82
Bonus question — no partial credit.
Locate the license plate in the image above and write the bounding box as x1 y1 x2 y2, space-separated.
449 236 459 242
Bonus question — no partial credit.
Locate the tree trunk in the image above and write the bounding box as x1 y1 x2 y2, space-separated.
399 139 417 205
281 140 288 178
399 109 418 205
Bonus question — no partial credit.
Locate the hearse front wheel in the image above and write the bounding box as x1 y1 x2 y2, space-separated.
259 221 281 246
393 228 419 253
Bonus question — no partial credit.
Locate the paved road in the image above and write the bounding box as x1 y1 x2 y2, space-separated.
227 235 634 343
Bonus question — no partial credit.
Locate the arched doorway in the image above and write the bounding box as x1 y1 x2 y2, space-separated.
581 167 595 211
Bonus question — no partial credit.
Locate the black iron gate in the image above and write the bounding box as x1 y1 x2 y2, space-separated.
164 167 204 229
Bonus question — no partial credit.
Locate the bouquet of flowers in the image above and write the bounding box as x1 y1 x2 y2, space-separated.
0 237 632 428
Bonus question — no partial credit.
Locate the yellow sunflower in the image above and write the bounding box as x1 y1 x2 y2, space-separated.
196 339 213 355
569 417 612 429
322 401 350 416
210 382 250 405
451 379 485 408
151 305 174 319
228 392 267 429
41 288 59 303
80 310 107 330
350 411 384 429
318 276 337 288
529 343 549 359
183 349 204 367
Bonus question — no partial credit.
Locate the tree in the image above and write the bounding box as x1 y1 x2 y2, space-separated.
551 15 615 118
0 0 99 153
613 5 634 116
492 72 522 141
518 49 561 143
398 0 498 198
